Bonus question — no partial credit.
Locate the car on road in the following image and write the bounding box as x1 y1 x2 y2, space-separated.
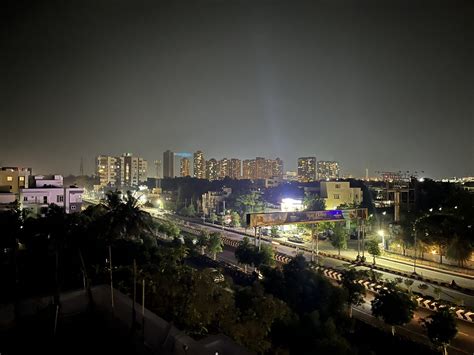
208 268 225 283
287 235 304 244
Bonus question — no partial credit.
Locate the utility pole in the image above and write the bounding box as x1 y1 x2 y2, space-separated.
221 200 226 230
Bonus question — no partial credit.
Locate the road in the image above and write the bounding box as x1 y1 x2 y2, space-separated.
177 217 474 308
217 247 474 355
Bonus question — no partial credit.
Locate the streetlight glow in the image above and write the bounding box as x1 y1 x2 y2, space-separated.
377 230 385 237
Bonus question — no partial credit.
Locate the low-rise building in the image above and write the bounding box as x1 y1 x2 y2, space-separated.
319 181 362 210
0 167 31 193
20 175 83 215
201 187 232 216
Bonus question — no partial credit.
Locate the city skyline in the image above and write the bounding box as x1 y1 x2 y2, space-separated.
1 1 472 179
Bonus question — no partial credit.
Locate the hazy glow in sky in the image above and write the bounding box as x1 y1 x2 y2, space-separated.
1 0 472 178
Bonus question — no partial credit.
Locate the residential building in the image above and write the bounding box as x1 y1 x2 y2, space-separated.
163 150 175 178
21 175 83 215
242 159 256 179
317 161 340 180
0 167 31 193
206 159 218 181
96 156 119 187
230 159 242 179
96 154 147 187
119 153 148 187
297 157 317 182
272 158 284 179
255 157 266 179
180 158 190 177
193 151 206 179
218 158 231 179
319 181 363 210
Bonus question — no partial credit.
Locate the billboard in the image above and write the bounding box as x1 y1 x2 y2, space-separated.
247 210 345 228
341 208 368 220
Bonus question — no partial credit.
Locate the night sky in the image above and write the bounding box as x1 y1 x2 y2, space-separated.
1 0 473 178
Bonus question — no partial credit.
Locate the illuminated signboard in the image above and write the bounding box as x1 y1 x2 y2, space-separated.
246 208 368 227
247 210 345 227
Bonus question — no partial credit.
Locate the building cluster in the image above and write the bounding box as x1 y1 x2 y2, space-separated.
0 167 83 214
162 150 284 181
297 157 340 182
96 153 148 187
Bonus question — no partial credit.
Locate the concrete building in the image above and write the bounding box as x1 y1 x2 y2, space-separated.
242 159 256 179
255 157 266 179
96 154 147 187
297 157 317 182
319 181 363 210
96 156 120 187
230 159 242 179
119 153 147 187
21 175 83 215
206 159 218 181
180 158 190 177
218 158 231 179
0 167 31 193
163 150 175 178
272 158 284 179
193 151 205 179
317 161 340 180
201 187 232 216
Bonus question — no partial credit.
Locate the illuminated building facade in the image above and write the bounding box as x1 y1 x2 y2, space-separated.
230 159 242 179
206 159 218 181
218 158 231 179
180 158 190 177
242 159 256 179
317 161 340 180
297 157 317 182
193 151 206 179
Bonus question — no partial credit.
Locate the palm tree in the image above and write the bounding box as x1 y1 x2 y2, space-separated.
207 232 223 260
197 230 210 255
101 190 153 242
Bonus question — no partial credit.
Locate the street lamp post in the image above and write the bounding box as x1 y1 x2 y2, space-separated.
378 229 385 251
356 218 361 260
413 223 417 274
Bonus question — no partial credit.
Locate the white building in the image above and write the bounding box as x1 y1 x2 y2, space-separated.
20 175 83 215
96 153 148 187
319 181 363 210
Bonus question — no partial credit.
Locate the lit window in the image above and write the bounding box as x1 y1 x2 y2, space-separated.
19 176 25 181
6 176 13 181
